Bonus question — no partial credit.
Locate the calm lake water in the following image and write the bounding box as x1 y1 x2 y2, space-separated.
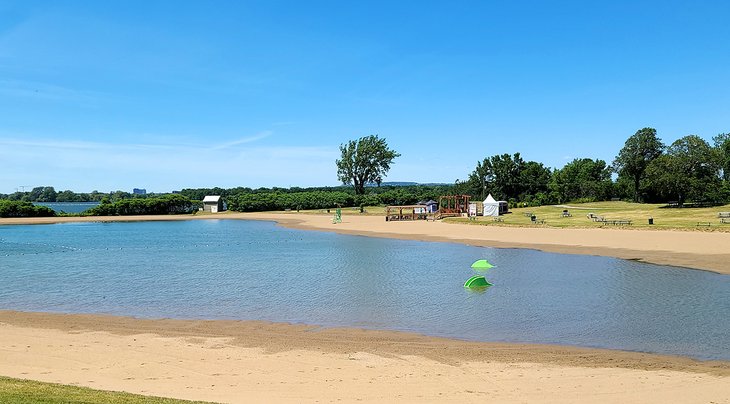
36 202 99 213
1 219 729 360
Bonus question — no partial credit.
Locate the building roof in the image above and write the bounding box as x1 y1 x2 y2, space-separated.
202 195 221 203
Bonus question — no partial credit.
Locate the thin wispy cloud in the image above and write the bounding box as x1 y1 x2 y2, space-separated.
207 131 273 151
0 134 339 192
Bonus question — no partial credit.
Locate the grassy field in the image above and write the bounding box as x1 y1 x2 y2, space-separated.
0 376 215 404
223 201 730 230
312 201 730 231
445 201 730 230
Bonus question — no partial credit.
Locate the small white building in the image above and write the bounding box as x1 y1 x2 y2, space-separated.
202 195 226 213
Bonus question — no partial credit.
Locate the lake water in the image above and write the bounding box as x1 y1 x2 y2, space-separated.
36 202 100 213
1 219 728 360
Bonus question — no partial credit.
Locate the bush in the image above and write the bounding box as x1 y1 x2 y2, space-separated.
85 195 195 216
0 200 56 218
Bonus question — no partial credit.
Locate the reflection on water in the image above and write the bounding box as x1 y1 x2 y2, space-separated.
0 219 729 360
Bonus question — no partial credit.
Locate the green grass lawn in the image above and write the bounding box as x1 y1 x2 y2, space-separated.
250 200 730 231
446 201 730 230
0 376 215 404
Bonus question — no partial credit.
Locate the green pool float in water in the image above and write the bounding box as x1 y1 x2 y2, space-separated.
464 275 492 288
465 259 495 288
471 259 494 270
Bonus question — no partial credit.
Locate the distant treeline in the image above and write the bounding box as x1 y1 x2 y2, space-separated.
85 194 196 216
0 187 160 203
0 200 56 218
224 185 451 212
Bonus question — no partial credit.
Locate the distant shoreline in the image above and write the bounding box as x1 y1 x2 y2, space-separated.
3 212 730 275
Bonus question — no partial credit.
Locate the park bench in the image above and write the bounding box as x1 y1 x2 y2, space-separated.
610 220 632 226
697 222 712 227
718 212 730 218
721 218 730 224
530 216 545 225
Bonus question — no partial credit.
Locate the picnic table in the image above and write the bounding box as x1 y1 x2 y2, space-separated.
718 212 730 218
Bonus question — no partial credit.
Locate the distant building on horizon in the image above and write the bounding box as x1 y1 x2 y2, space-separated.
133 188 147 195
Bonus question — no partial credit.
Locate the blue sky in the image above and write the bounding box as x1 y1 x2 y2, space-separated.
1 1 729 193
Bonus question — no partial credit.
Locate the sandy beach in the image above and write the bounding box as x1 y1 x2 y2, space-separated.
2 213 730 402
1 311 729 403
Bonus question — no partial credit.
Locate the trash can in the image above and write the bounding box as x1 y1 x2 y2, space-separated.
648 217 654 225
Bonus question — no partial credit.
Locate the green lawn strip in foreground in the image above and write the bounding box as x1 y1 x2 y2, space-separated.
0 376 216 404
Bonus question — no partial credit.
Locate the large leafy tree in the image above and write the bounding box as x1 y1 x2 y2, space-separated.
713 133 730 181
550 158 613 203
644 135 720 204
336 135 400 195
613 127 664 202
466 153 550 201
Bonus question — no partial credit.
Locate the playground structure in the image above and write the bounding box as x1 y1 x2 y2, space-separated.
436 195 471 219
385 205 428 221
332 207 342 223
384 195 473 221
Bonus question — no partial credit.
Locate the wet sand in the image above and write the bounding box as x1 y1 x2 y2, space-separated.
2 213 730 402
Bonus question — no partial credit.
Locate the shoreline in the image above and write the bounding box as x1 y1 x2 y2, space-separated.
5 212 728 274
1 310 728 403
3 215 730 401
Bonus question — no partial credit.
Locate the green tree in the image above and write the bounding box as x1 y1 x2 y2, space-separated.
550 158 613 202
644 135 720 204
713 133 730 181
613 127 664 202
466 153 550 202
336 135 400 195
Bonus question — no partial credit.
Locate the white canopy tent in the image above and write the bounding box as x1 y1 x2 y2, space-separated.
483 194 499 217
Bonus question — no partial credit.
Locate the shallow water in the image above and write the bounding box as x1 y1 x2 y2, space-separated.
1 219 728 360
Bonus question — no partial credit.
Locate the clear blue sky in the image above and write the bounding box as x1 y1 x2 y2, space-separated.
1 1 729 193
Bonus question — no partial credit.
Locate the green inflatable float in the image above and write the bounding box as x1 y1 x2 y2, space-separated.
464 259 494 288
463 275 492 288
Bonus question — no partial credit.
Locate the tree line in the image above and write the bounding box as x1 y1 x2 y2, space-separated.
0 187 161 203
0 200 56 218
3 129 728 217
457 128 730 206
